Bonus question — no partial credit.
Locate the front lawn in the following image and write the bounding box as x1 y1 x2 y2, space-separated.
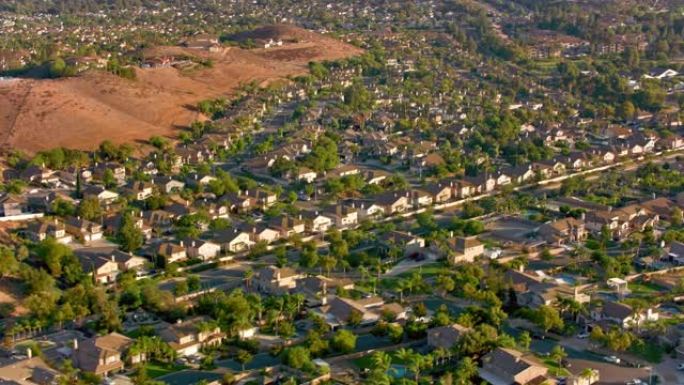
540 357 571 377
630 341 665 363
146 361 188 378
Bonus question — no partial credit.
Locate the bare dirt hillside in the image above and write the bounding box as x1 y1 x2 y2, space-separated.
0 26 362 153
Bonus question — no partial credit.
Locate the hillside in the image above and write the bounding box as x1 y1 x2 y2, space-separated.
0 25 362 153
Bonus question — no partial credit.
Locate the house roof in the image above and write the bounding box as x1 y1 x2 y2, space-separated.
480 347 547 384
428 323 471 349
74 333 132 374
602 301 634 320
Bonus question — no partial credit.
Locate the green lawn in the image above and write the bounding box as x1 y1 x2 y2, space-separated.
146 361 188 378
630 341 665 363
353 351 410 370
396 262 450 279
540 357 571 377
628 282 664 295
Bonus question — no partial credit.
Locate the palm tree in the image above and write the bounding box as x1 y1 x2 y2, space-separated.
396 279 407 303
243 268 254 290
395 348 413 364
550 345 567 373
580 368 597 380
370 351 392 373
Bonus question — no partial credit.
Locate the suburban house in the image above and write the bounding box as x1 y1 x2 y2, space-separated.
73 333 138 376
377 230 426 258
93 163 126 185
318 296 389 328
437 235 484 264
421 182 453 203
65 217 103 243
537 217 587 246
323 204 359 229
152 176 185 193
374 191 410 214
505 270 591 309
267 215 306 237
255 266 304 294
427 323 471 350
665 241 684 265
479 347 550 385
0 354 59 385
159 317 224 357
592 301 659 329
302 211 334 233
240 223 280 244
155 242 187 264
585 205 659 240
411 189 433 207
25 219 71 244
76 252 120 284
124 181 154 200
358 201 387 219
214 229 254 253
295 275 355 306
0 195 25 216
183 239 221 260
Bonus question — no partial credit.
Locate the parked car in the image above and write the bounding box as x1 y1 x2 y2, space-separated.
577 331 590 339
604 355 621 364
677 362 684 370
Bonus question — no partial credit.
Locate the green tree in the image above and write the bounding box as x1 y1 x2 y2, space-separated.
331 329 357 353
77 197 102 221
454 357 478 385
550 345 567 370
235 349 253 371
282 346 311 370
533 305 564 333
518 331 531 351
117 212 144 252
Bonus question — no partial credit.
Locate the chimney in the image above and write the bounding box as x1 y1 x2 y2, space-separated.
180 240 184 247
111 255 115 262
192 240 196 247
73 338 79 350
27 347 32 359
450 231 454 238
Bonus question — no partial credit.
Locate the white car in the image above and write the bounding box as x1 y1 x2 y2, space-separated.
577 332 590 339
604 355 621 364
